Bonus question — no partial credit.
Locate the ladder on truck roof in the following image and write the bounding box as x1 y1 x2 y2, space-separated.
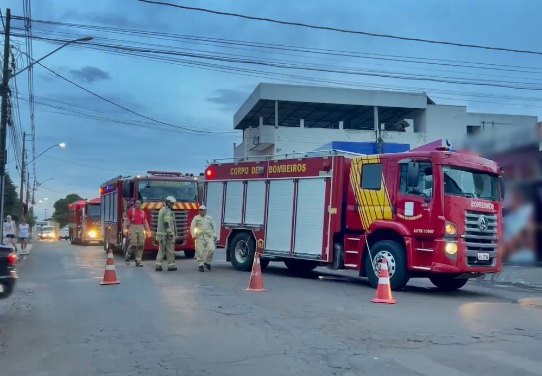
210 149 366 165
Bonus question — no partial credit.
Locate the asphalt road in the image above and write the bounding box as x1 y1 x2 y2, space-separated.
1 241 542 376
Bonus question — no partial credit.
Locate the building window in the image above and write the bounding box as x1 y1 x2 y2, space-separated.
361 164 382 190
467 125 482 135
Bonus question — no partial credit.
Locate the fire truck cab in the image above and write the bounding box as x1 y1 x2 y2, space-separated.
68 198 102 245
204 149 503 291
100 171 201 257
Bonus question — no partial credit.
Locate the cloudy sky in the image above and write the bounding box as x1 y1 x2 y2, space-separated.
3 0 541 219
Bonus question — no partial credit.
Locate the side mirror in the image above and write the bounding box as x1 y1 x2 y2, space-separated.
406 162 420 188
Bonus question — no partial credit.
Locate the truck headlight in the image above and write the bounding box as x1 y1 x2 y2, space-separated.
445 242 458 255
88 230 97 239
445 222 457 236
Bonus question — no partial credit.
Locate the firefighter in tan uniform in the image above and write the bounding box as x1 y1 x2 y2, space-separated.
190 205 216 272
154 196 178 272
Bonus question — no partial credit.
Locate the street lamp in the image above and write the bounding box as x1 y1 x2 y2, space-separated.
19 135 65 219
10 36 93 79
25 142 66 165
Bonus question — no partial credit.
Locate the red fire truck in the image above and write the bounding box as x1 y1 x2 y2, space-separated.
100 171 201 258
204 148 503 290
68 198 103 245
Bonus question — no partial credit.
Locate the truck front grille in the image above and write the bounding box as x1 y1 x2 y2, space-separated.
150 210 188 245
464 211 498 266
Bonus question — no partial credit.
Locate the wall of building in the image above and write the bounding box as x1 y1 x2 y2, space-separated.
425 104 467 143
273 126 427 155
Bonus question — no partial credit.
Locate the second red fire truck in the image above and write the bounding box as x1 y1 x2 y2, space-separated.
100 171 201 258
204 148 503 290
68 198 103 245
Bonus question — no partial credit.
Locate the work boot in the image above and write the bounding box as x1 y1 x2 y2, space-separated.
198 265 205 272
167 266 177 271
125 261 130 266
205 263 211 271
155 265 162 272
136 262 143 267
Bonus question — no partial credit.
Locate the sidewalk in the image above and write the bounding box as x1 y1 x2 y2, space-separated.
480 265 542 287
17 243 33 256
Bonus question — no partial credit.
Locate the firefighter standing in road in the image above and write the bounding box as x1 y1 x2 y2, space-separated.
155 196 178 271
124 200 150 267
190 205 216 272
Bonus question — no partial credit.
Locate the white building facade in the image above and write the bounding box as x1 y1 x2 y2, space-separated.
233 84 538 158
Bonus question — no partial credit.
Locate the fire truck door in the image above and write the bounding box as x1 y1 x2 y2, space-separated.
266 180 295 254
294 178 327 258
395 161 438 240
205 182 224 241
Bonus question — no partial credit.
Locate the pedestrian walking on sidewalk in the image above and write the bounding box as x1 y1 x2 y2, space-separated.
124 200 151 267
190 205 216 272
18 218 30 252
4 215 17 252
155 196 178 272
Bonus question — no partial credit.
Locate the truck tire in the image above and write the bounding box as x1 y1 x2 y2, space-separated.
283 259 318 274
429 276 469 291
184 250 195 259
229 232 255 271
365 240 409 290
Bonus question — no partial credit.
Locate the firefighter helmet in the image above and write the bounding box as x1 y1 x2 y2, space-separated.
164 196 176 204
199 205 207 210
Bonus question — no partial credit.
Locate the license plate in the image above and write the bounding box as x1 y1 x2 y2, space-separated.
477 253 490 261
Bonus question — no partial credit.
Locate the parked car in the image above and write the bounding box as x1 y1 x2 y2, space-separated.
59 227 70 240
38 226 57 241
0 244 17 299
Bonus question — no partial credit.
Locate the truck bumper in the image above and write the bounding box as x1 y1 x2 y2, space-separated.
410 238 502 275
0 271 17 299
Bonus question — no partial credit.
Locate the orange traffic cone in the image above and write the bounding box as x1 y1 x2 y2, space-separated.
371 258 396 304
100 250 120 285
246 252 266 292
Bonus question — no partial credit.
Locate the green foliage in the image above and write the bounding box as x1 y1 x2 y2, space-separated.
52 193 83 228
3 173 22 221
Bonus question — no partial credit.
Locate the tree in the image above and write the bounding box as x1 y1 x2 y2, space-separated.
3 173 22 221
52 194 83 228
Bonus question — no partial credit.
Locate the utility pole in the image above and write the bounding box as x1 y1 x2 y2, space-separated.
44 208 47 221
0 8 11 242
19 131 26 220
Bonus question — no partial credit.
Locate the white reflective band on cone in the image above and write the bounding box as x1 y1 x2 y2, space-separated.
378 277 390 284
107 253 114 259
105 265 116 271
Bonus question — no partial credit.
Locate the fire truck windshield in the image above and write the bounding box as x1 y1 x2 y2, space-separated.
86 204 101 218
443 167 499 201
138 180 198 202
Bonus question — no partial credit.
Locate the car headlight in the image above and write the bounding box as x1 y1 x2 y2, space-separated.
445 242 458 255
88 230 97 238
445 222 457 236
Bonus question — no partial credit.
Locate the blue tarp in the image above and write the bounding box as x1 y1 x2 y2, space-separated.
315 141 410 155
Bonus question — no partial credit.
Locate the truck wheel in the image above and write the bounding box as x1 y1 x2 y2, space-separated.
284 259 318 274
184 250 195 259
429 276 469 291
229 232 255 271
365 240 409 290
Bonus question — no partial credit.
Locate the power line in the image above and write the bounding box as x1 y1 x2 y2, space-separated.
12 18 542 74
15 49 237 135
138 0 542 56
13 33 542 91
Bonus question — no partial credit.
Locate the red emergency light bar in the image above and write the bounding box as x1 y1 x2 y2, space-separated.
205 167 215 179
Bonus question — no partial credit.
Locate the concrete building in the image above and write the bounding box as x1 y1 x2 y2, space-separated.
233 83 538 158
